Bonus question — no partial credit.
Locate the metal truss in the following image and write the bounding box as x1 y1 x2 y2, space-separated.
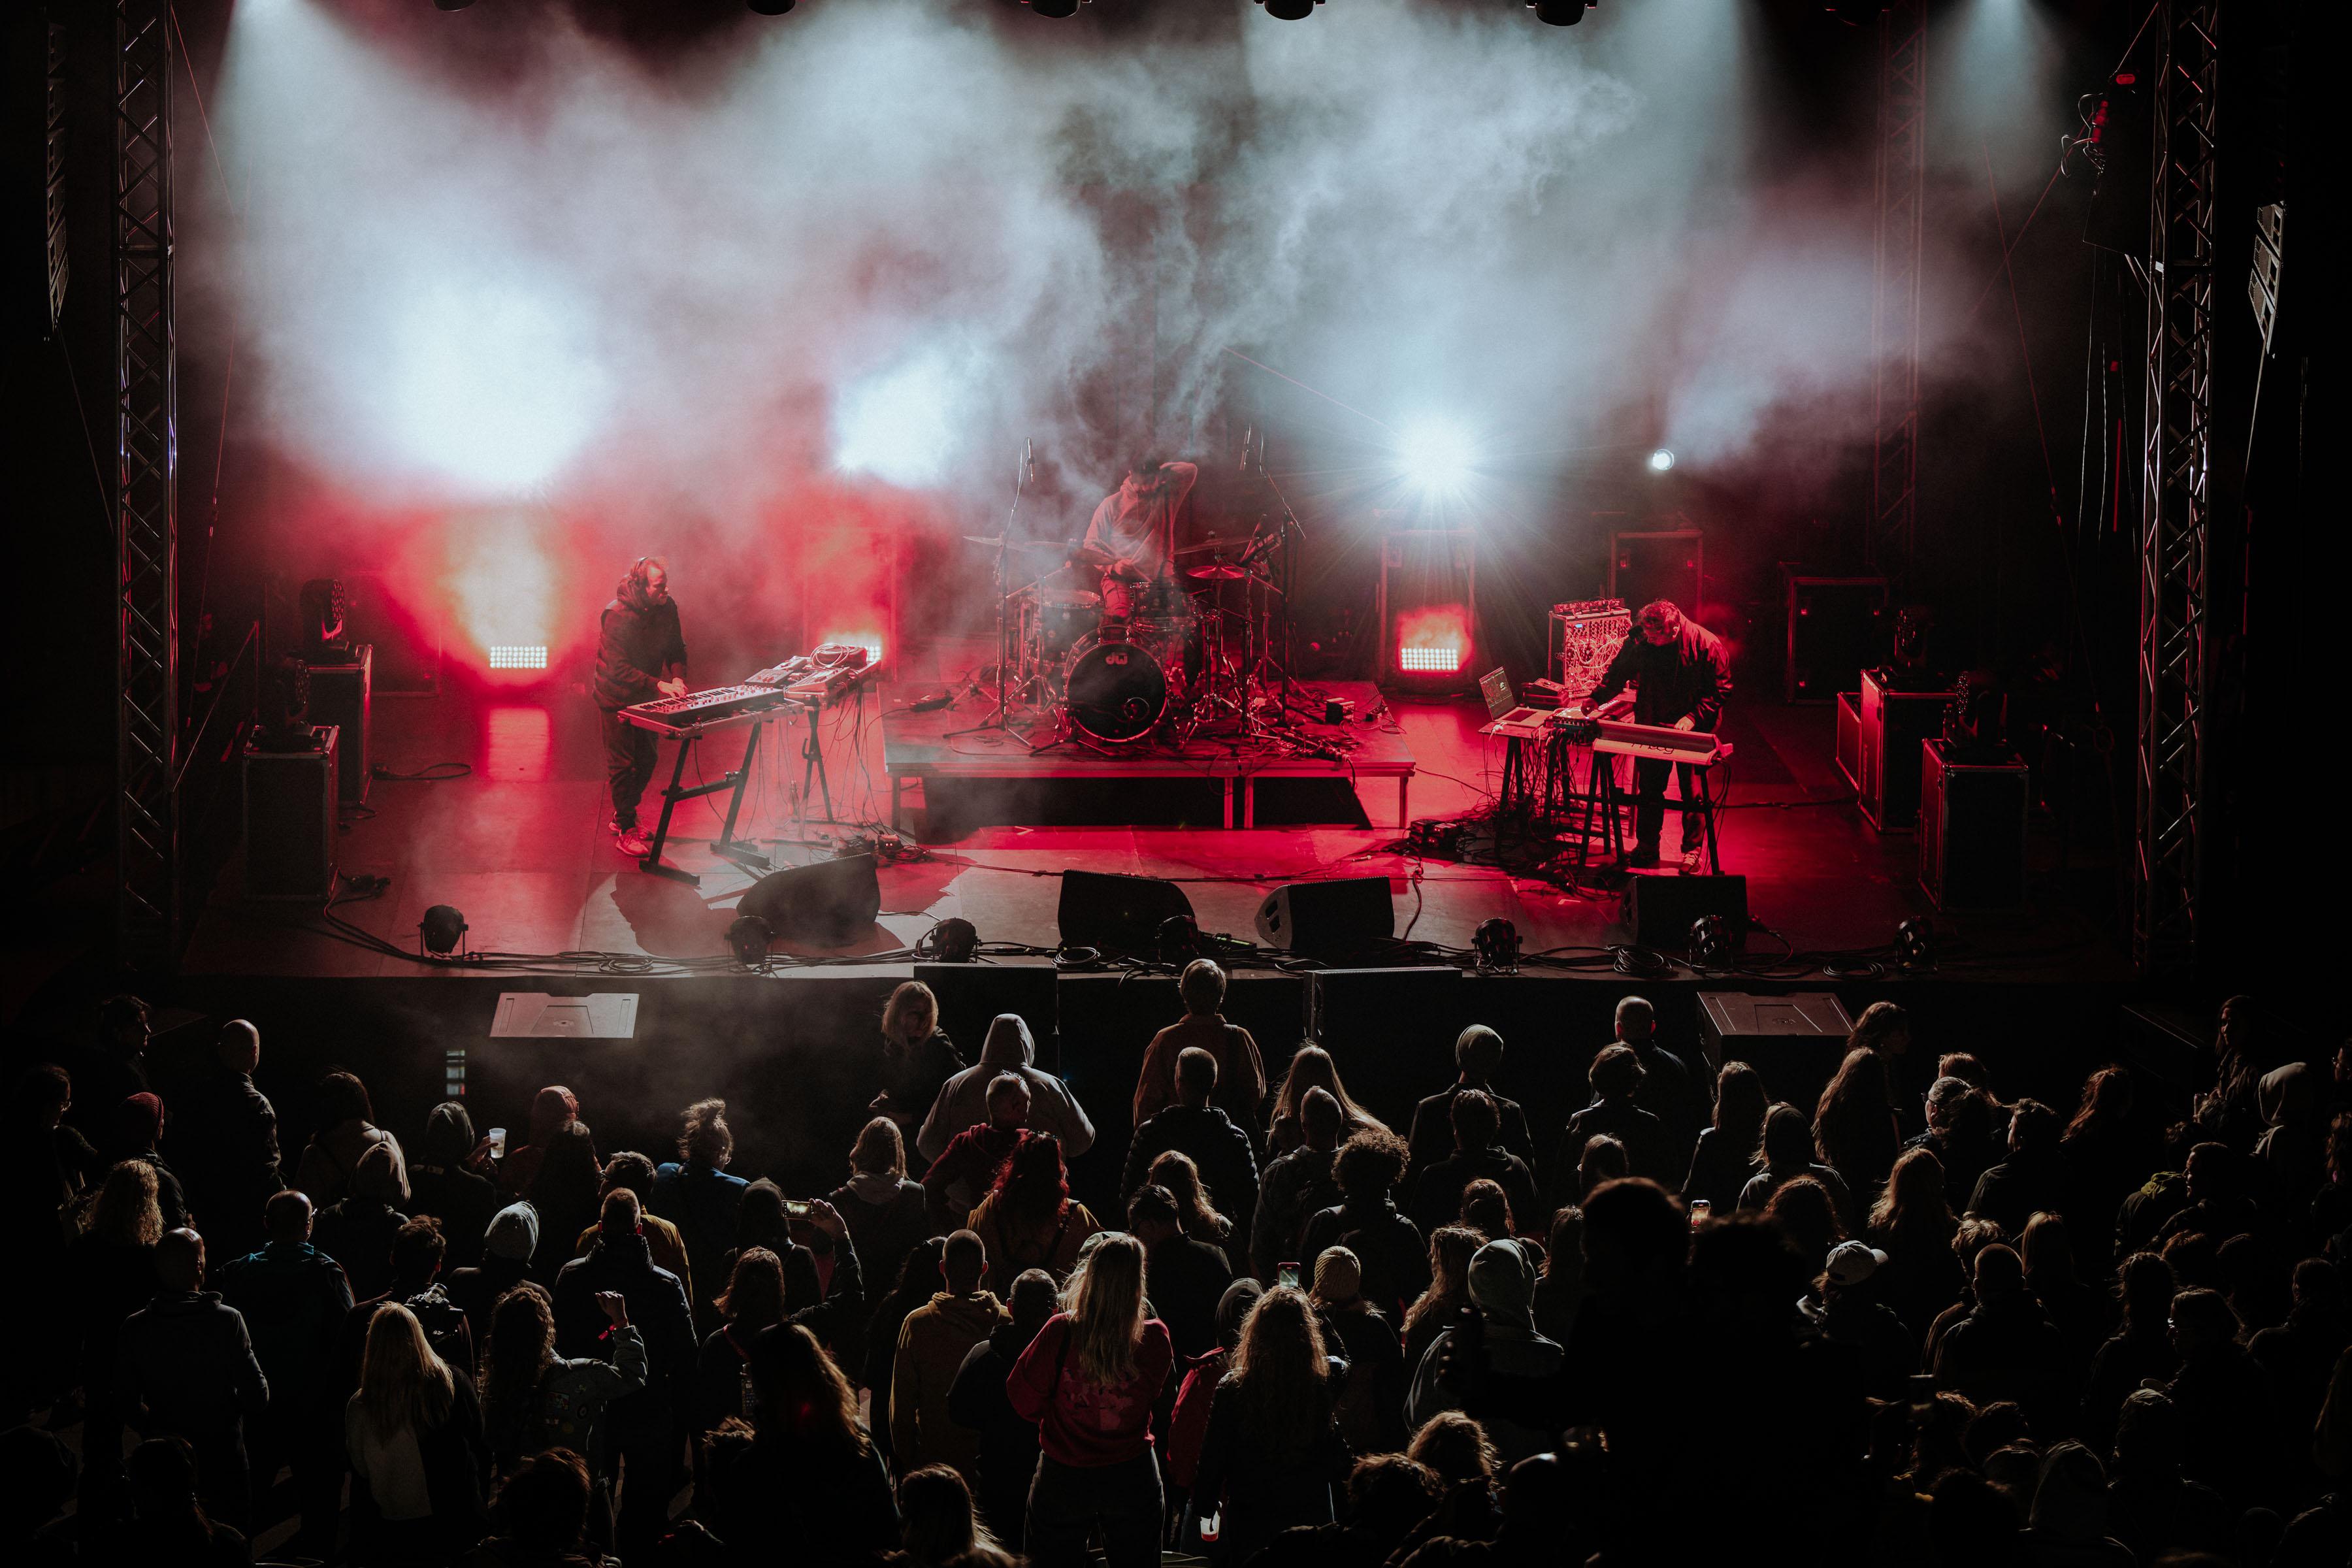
1869 0 1925 579
2135 0 2218 973
116 0 178 972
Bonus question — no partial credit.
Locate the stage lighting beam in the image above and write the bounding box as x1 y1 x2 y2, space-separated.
1397 417 1478 499
1648 448 1676 473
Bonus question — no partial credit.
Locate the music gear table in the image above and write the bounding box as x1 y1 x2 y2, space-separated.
880 679 1416 831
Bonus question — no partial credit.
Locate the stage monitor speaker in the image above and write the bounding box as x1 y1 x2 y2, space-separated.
738 853 882 945
244 727 338 900
1256 877 1395 958
306 644 372 805
1858 668 1955 832
916 959 1060 1072
1057 870 1196 956
1919 740 2029 909
1784 573 1887 704
1625 873 1747 955
1607 527 1702 619
1697 992 1855 1108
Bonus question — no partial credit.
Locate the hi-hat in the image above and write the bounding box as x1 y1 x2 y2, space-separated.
1186 564 1253 581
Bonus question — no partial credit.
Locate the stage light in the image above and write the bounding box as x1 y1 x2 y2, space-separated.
1474 917 1521 973
487 645 547 670
924 917 979 962
1690 913 1733 966
1260 0 1326 16
1896 917 1938 972
1397 417 1477 497
1648 448 1676 473
727 914 774 967
1026 0 1085 16
419 905 469 956
1529 0 1589 23
433 0 476 11
747 0 796 13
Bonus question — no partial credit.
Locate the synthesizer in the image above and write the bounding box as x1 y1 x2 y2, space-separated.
1578 715 1733 767
617 683 805 738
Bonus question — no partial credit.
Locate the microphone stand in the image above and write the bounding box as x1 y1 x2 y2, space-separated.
1247 429 1305 727
963 441 1043 749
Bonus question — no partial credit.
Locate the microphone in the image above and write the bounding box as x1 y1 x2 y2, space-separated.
1022 438 1035 486
1239 425 1254 474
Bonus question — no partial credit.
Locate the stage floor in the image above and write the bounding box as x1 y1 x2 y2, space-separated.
180 643 2128 983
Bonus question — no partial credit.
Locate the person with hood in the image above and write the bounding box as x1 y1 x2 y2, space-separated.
832 1117 932 1321
217 1188 353 1560
167 1021 280 1260
1252 1087 1347 1286
448 1201 539 1349
872 981 967 1140
1931 1244 2069 1437
968 1133 1102 1288
112 1092 188 1231
917 1014 1094 1167
114 1228 270 1529
313 1138 412 1302
1406 1025 1537 1181
649 1098 749 1328
408 1100 499 1271
295 1070 408 1208
923 1073 1032 1232
1132 960 1269 1131
1309 1246 1408 1454
1299 1128 1428 1319
1406 1089 1539 1243
2022 1441 2135 1567
1165 1276 1264 1553
1403 1237 1564 1463
1122 1047 1260 1255
344 1299 490 1562
498 1085 580 1196
946 1267 1062 1549
551 1188 697 1555
890 1229 1010 1483
1191 1287 1354 1566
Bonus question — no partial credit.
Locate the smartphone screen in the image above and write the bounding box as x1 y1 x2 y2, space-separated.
784 1200 812 1217
1277 1262 1300 1289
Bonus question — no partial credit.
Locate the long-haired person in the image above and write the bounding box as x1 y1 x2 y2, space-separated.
1814 1047 1903 1201
346 1301 489 1561
1007 1233 1175 1568
1738 1102 1858 1232
832 1116 933 1309
479 1282 646 1480
1683 1060 1768 1211
1266 1044 1387 1161
1402 1224 1484 1376
968 1133 1102 1286
2061 1065 2150 1276
695 1247 786 1438
706 1323 898 1567
872 982 966 1140
1192 1286 1352 1565
892 1463 1017 1568
114 1436 248 1567
1867 1146 1964 1342
523 1123 601 1288
69 1158 166 1490
1149 1148 1236 1257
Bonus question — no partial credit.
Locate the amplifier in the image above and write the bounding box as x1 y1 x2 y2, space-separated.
306 644 372 804
1697 992 1857 1106
1548 599 1631 699
1919 740 2029 909
244 727 338 899
1625 873 1748 955
1607 528 1702 619
1858 668 1955 833
1784 574 1887 704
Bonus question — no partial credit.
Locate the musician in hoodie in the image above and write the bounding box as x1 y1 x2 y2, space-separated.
593 556 688 859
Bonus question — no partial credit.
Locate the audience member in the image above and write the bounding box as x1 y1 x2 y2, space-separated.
1869 1145 1965 1342
169 1020 281 1258
449 1200 539 1348
2104 1387 2233 1566
472 1448 600 1568
1122 1047 1260 1257
2081 1250 2180 1452
114 1228 270 1529
694 1247 785 1443
1739 1102 1859 1232
1797 1239 1917 1403
1165 1276 1264 1551
1407 1089 1539 1241
67 1160 166 1498
526 1122 604 1288
1405 1411 1503 1544
1906 1075 2002 1218
109 1435 248 1567
1682 1059 1767 1212
890 1229 1009 1483
923 1072 1034 1230
1553 1045 1671 1200
871 981 966 1139
345 1300 489 1560
1130 1184 1235 1360
2164 1285 2279 1509
497 1085 579 1197
216 1188 353 1557
1531 1208 1585 1347
893 1462 1017 1568
1311 1245 1407 1454
408 1100 500 1271
1569 1133 1628 1209
296 1070 408 1208
1191 1286 1352 1565
650 1098 748 1326
831 1117 933 1309
1403 1224 1484 1377
480 1282 646 1476
1264 1045 1387 1162
2060 1066 2151 1277
969 1133 1102 1286
314 1137 412 1301
1598 998 1700 1176
111 1092 188 1230
1007 1234 1173 1568
1150 1149 1237 1259
577 1151 692 1298
1300 1128 1428 1318
865 1239 948 1472
1132 960 1270 1130
1967 1098 2068 1238
1252 1086 1347 1284
917 1014 1095 1165
1815 1046 1903 1201
947 1267 1062 1548
1403 1237 1563 1463
1932 1243 2067 1436
63 995 155 1160
2249 1258 2351 1503
1763 1173 1847 1276
705 1324 899 1567
1405 1025 1535 1178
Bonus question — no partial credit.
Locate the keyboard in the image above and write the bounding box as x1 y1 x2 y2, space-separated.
617 684 805 737
1588 717 1733 766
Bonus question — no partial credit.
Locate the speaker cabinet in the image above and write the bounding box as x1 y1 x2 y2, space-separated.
306 644 372 805
1697 992 1857 1107
1256 877 1396 958
244 727 338 899
1607 527 1702 619
1624 874 1748 954
1919 740 2029 909
1835 692 1863 790
915 960 1061 1073
1784 574 1887 703
1857 667 1955 833
738 853 883 945
1056 871 1196 956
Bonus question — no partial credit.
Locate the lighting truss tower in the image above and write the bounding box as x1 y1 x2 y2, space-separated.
2134 0 2218 974
114 0 178 972
1869 0 1925 579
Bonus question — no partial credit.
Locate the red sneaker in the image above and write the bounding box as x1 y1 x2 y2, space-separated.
615 826 651 859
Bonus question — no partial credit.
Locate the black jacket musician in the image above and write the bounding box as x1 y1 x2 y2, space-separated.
595 557 689 856
1581 600 1731 869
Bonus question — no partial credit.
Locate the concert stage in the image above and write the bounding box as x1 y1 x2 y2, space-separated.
177 642 2125 987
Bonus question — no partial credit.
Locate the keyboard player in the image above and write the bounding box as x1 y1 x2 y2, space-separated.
594 557 689 858
1571 599 1732 873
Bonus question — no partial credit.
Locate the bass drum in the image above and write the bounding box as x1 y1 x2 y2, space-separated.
1064 636 1170 745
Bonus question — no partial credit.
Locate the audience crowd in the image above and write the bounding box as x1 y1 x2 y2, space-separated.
4 975 2347 1568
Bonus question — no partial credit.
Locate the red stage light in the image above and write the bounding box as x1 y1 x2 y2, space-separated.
1394 604 1469 676
487 645 547 670
1397 644 1463 674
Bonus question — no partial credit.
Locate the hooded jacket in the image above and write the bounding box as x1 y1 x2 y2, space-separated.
1404 1239 1564 1462
916 1015 1095 1164
115 1290 270 1440
498 1087 579 1196
314 1140 412 1302
551 1229 697 1439
217 1239 355 1411
890 1289 1012 1480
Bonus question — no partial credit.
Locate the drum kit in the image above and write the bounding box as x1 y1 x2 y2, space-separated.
962 530 1292 747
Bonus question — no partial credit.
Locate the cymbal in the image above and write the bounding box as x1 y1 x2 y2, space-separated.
1186 564 1253 581
964 535 1068 553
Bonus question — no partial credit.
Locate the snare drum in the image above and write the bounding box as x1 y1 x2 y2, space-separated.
1021 588 1100 664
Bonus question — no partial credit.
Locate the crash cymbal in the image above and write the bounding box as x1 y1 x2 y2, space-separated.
964 535 1069 553
1186 564 1250 581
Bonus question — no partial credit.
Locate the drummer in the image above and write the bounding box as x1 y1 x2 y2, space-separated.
1080 451 1199 621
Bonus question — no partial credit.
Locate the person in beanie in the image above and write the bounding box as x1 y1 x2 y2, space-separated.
448 1201 540 1356
918 1014 1096 1166
947 1268 1063 1549
2022 1441 2135 1566
216 1189 353 1559
891 1230 1010 1484
1406 1025 1536 1179
1403 1238 1563 1463
1309 1246 1407 1454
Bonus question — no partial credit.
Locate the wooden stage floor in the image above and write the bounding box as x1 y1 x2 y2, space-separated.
180 645 2128 983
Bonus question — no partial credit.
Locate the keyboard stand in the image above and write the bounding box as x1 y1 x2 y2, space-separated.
640 717 776 888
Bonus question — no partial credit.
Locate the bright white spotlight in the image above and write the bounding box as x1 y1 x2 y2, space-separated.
1648 448 1676 474
1398 418 1478 497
